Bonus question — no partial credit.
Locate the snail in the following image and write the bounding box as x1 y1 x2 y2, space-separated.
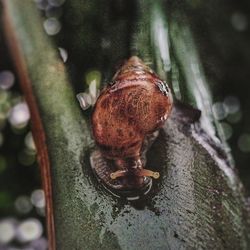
80 56 173 194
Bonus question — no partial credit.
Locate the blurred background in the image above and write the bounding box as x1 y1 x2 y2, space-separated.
1 0 250 249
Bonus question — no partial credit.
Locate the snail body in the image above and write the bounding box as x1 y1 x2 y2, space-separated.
91 56 173 191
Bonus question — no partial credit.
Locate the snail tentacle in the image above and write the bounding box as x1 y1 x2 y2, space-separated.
110 168 160 180
110 169 128 180
134 169 160 179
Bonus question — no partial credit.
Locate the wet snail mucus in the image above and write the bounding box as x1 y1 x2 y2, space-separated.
78 56 173 194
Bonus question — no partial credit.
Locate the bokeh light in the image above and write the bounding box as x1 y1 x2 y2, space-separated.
43 17 61 35
28 236 48 250
15 196 33 215
76 92 92 110
223 96 240 114
238 133 250 153
8 102 30 129
16 218 43 243
31 189 45 209
231 12 248 31
0 219 16 244
0 70 15 90
212 102 227 120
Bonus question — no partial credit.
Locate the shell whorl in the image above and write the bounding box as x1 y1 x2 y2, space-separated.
91 56 173 159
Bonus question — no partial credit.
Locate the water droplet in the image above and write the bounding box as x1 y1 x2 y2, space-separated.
231 12 248 31
9 102 30 128
0 71 15 90
43 18 61 35
16 219 43 243
31 189 45 208
58 47 68 62
212 102 227 120
15 196 33 214
0 219 16 244
76 93 92 110
238 133 250 152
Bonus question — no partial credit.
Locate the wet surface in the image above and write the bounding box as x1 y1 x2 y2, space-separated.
74 103 250 250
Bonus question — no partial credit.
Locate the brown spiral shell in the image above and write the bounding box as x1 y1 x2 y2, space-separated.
91 56 173 161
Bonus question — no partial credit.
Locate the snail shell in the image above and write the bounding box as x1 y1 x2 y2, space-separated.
91 56 173 191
